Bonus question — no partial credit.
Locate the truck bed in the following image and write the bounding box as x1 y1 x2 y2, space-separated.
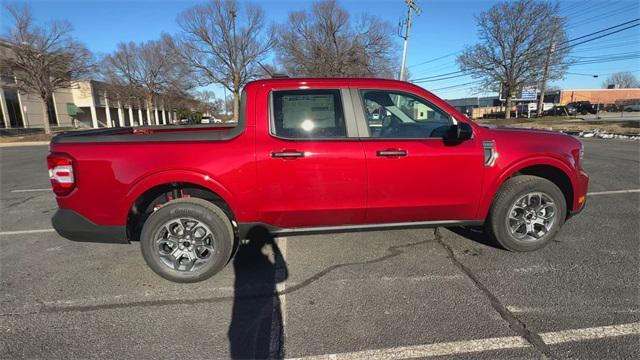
51 123 243 144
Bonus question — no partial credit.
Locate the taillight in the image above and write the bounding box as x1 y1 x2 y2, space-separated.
47 152 75 196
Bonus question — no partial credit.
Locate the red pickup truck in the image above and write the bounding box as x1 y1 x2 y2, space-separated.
48 78 588 282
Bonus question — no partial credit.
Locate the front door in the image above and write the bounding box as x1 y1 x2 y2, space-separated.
255 88 366 229
354 89 484 223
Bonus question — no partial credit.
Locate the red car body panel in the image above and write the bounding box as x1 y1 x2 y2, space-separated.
49 78 588 241
361 139 484 222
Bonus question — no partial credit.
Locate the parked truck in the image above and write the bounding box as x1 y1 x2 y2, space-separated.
48 78 589 282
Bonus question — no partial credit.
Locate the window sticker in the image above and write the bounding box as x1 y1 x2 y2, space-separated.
282 94 336 129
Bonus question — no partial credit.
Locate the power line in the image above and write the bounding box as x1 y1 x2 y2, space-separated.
552 22 640 54
430 80 482 91
571 51 640 60
411 19 640 93
412 70 466 81
564 18 640 44
563 1 617 24
408 50 459 68
413 18 640 83
571 39 640 53
570 55 640 66
410 18 639 81
414 73 471 82
567 3 640 30
410 61 461 77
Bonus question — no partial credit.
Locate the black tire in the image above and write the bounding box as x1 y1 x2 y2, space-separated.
140 198 234 283
485 175 567 252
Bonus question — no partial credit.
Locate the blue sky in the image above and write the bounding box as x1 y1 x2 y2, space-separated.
2 0 639 99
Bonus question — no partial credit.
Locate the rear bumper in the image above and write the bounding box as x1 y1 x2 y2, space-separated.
52 209 128 244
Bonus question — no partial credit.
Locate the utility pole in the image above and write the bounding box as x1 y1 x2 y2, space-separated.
537 16 559 117
398 0 421 81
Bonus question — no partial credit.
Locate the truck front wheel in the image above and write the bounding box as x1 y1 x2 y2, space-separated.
140 198 234 283
486 175 567 252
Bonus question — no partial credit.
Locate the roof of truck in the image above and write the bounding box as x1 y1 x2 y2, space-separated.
245 77 426 92
248 77 407 84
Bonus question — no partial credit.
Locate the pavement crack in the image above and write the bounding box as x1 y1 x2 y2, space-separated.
6 195 37 208
282 237 434 295
1 237 436 316
434 227 555 360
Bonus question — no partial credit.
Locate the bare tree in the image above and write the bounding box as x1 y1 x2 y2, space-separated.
0 4 93 133
276 0 397 78
602 71 640 89
457 0 569 119
102 39 190 125
192 89 222 114
173 0 274 121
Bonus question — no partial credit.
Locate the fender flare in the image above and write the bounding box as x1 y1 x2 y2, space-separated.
477 155 578 219
119 169 236 223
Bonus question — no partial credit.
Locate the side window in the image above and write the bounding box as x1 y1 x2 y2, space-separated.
271 89 346 139
360 90 452 138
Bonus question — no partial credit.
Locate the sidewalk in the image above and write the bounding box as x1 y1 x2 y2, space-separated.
0 141 49 147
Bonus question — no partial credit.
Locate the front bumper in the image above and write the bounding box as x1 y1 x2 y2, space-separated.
569 196 586 218
52 209 128 244
568 169 589 219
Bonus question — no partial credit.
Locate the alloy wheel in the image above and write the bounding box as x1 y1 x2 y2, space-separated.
155 217 215 272
506 192 558 242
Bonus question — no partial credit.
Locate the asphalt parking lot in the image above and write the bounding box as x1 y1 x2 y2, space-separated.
0 138 638 359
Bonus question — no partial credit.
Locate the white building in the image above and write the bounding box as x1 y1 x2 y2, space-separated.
1 41 176 129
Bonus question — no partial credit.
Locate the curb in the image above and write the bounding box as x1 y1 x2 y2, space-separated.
0 141 50 148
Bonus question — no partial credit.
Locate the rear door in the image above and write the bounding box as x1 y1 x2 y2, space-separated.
352 88 485 223
255 86 366 229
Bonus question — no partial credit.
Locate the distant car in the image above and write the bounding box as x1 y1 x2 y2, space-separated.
212 117 223 123
544 105 575 116
179 118 192 125
201 117 211 124
566 101 596 115
603 104 620 112
623 103 640 112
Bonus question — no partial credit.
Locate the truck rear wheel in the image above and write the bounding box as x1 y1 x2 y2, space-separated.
140 198 234 283
486 175 566 252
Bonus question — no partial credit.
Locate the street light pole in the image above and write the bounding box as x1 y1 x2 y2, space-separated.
537 16 560 117
398 0 421 81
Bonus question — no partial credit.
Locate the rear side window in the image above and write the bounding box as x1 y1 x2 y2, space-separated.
271 89 346 139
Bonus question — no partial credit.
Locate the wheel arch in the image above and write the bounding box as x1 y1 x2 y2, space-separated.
478 157 577 220
122 170 237 241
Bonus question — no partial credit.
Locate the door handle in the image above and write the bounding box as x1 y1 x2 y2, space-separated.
272 150 305 158
376 149 407 157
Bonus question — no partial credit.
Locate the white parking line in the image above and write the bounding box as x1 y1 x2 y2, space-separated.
588 189 640 196
10 188 51 193
287 322 640 360
289 336 531 360
270 237 288 358
277 237 288 327
540 322 640 345
0 229 55 236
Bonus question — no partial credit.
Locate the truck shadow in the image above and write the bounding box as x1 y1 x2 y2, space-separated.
444 226 503 249
228 228 288 359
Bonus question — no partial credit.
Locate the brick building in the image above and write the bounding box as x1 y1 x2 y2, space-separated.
545 88 640 105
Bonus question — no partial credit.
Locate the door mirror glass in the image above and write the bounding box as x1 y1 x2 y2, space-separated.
445 122 473 142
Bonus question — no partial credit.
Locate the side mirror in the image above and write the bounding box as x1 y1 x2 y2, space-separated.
445 122 473 142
